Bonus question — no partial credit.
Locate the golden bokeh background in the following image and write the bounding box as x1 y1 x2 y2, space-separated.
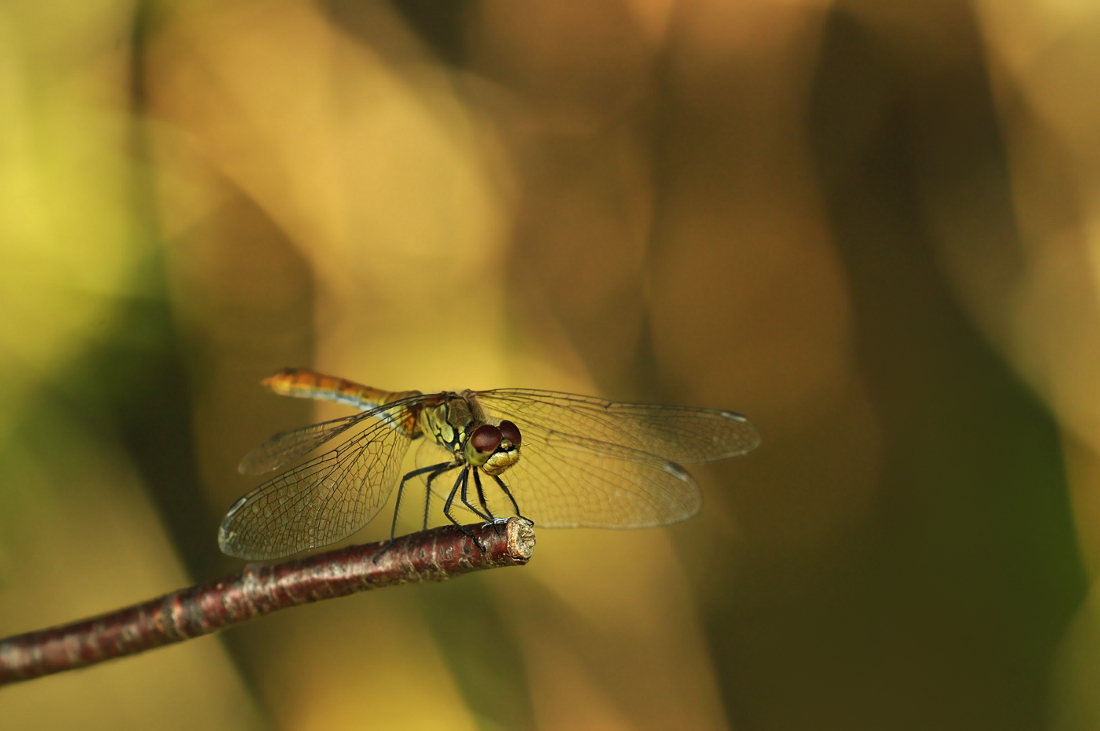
2 0 1099 728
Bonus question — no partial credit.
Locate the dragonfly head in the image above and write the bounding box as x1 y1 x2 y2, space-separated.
465 420 522 476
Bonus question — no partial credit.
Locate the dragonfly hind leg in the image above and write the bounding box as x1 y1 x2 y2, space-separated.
373 461 453 564
423 464 457 530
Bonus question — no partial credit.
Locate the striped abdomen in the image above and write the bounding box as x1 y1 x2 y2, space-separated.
261 369 421 411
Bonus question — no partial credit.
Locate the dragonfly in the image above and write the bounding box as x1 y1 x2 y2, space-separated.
219 369 761 560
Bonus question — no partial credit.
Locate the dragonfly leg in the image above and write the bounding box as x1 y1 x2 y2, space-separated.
423 465 455 530
460 468 493 522
490 473 533 526
373 462 454 564
443 468 484 549
390 462 454 542
472 470 497 523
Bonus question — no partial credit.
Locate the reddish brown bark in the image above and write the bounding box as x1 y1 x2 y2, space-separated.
0 518 535 685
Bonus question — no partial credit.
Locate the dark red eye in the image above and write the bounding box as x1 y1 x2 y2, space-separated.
470 424 502 453
499 420 521 447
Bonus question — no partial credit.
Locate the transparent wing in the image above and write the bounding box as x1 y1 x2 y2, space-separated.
239 413 369 475
220 399 423 560
468 424 702 528
476 389 760 463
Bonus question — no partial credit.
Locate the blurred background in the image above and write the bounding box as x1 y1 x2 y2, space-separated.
1 0 1098 728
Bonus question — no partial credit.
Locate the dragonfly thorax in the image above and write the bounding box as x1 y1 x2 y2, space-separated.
415 391 523 477
418 392 523 476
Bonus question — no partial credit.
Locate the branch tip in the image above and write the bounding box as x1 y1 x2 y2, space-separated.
0 518 535 685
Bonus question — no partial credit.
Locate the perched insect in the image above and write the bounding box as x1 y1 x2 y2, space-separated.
219 369 761 559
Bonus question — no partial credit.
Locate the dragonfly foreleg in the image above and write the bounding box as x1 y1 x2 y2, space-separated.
442 468 484 548
460 468 493 522
471 470 496 522
489 473 532 526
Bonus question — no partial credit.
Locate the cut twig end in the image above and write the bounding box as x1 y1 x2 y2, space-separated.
506 517 536 561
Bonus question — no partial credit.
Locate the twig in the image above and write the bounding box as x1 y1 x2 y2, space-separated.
0 518 535 685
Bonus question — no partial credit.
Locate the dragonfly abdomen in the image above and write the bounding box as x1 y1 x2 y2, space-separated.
262 368 421 411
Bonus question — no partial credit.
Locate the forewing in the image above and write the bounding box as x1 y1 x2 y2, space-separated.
476 389 760 463
220 408 417 560
239 413 368 475
466 425 701 528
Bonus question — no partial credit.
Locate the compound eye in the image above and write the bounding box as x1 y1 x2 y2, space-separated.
499 420 522 447
470 424 502 453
